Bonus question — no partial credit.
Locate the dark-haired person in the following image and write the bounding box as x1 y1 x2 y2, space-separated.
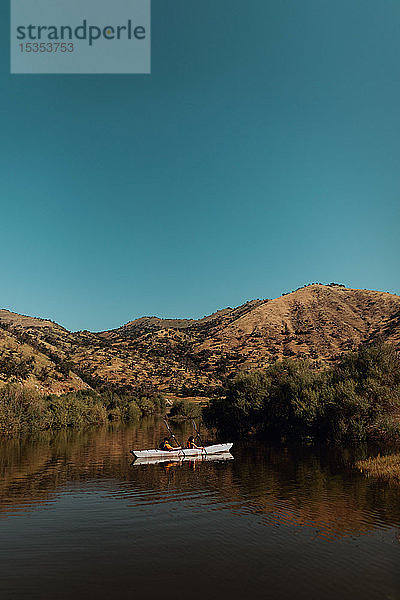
159 437 181 451
186 435 203 449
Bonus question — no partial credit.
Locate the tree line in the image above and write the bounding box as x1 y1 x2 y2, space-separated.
0 386 165 435
203 343 400 443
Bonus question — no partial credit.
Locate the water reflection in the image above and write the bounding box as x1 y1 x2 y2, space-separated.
1 419 400 540
132 452 234 466
1 420 400 600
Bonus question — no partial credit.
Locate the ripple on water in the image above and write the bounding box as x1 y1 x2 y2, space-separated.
1 424 400 600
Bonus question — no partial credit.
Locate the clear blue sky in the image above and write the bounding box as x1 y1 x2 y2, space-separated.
1 0 399 331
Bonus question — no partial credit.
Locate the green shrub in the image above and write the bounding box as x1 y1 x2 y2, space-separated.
86 402 108 425
204 343 400 443
127 400 141 421
169 399 201 420
0 385 139 434
112 393 165 419
151 395 166 414
136 397 157 415
108 406 122 421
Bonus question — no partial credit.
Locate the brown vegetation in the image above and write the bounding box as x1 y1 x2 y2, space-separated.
1 283 399 396
356 454 400 482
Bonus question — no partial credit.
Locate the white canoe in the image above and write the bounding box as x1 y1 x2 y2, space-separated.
130 442 233 460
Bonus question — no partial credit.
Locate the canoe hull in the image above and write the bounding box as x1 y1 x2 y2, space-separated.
130 442 233 459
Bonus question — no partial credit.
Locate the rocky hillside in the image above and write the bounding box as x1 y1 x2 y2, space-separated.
1 284 399 395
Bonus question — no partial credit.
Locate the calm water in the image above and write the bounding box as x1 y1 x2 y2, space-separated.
1 419 400 600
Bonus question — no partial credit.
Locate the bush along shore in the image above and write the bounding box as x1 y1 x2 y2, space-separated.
204 343 400 444
168 398 202 421
0 385 165 435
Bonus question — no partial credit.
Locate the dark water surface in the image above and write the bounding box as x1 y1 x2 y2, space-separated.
1 419 400 600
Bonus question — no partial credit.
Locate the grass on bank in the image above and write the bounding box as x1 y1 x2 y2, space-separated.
0 384 165 435
356 454 400 482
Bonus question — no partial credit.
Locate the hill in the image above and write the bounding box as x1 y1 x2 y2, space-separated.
0 283 399 395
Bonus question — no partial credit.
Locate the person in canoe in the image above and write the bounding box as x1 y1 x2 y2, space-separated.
159 437 181 451
186 435 204 450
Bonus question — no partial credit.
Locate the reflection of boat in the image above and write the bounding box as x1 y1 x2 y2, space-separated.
132 451 234 466
130 443 233 460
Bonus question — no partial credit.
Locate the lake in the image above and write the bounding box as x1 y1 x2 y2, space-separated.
1 419 399 600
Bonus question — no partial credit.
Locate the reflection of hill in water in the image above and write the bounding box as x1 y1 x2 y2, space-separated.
1 421 400 540
222 444 400 540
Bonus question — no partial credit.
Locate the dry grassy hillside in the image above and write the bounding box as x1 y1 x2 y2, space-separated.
0 311 89 394
1 284 399 396
199 284 400 371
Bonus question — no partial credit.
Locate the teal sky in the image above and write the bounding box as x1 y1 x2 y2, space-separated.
1 0 399 331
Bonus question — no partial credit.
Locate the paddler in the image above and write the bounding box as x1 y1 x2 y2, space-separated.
186 435 203 449
159 437 181 451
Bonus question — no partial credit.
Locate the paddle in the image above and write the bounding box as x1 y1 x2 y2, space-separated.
192 419 207 454
162 417 185 456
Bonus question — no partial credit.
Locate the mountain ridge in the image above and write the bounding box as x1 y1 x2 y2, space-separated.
1 283 399 396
